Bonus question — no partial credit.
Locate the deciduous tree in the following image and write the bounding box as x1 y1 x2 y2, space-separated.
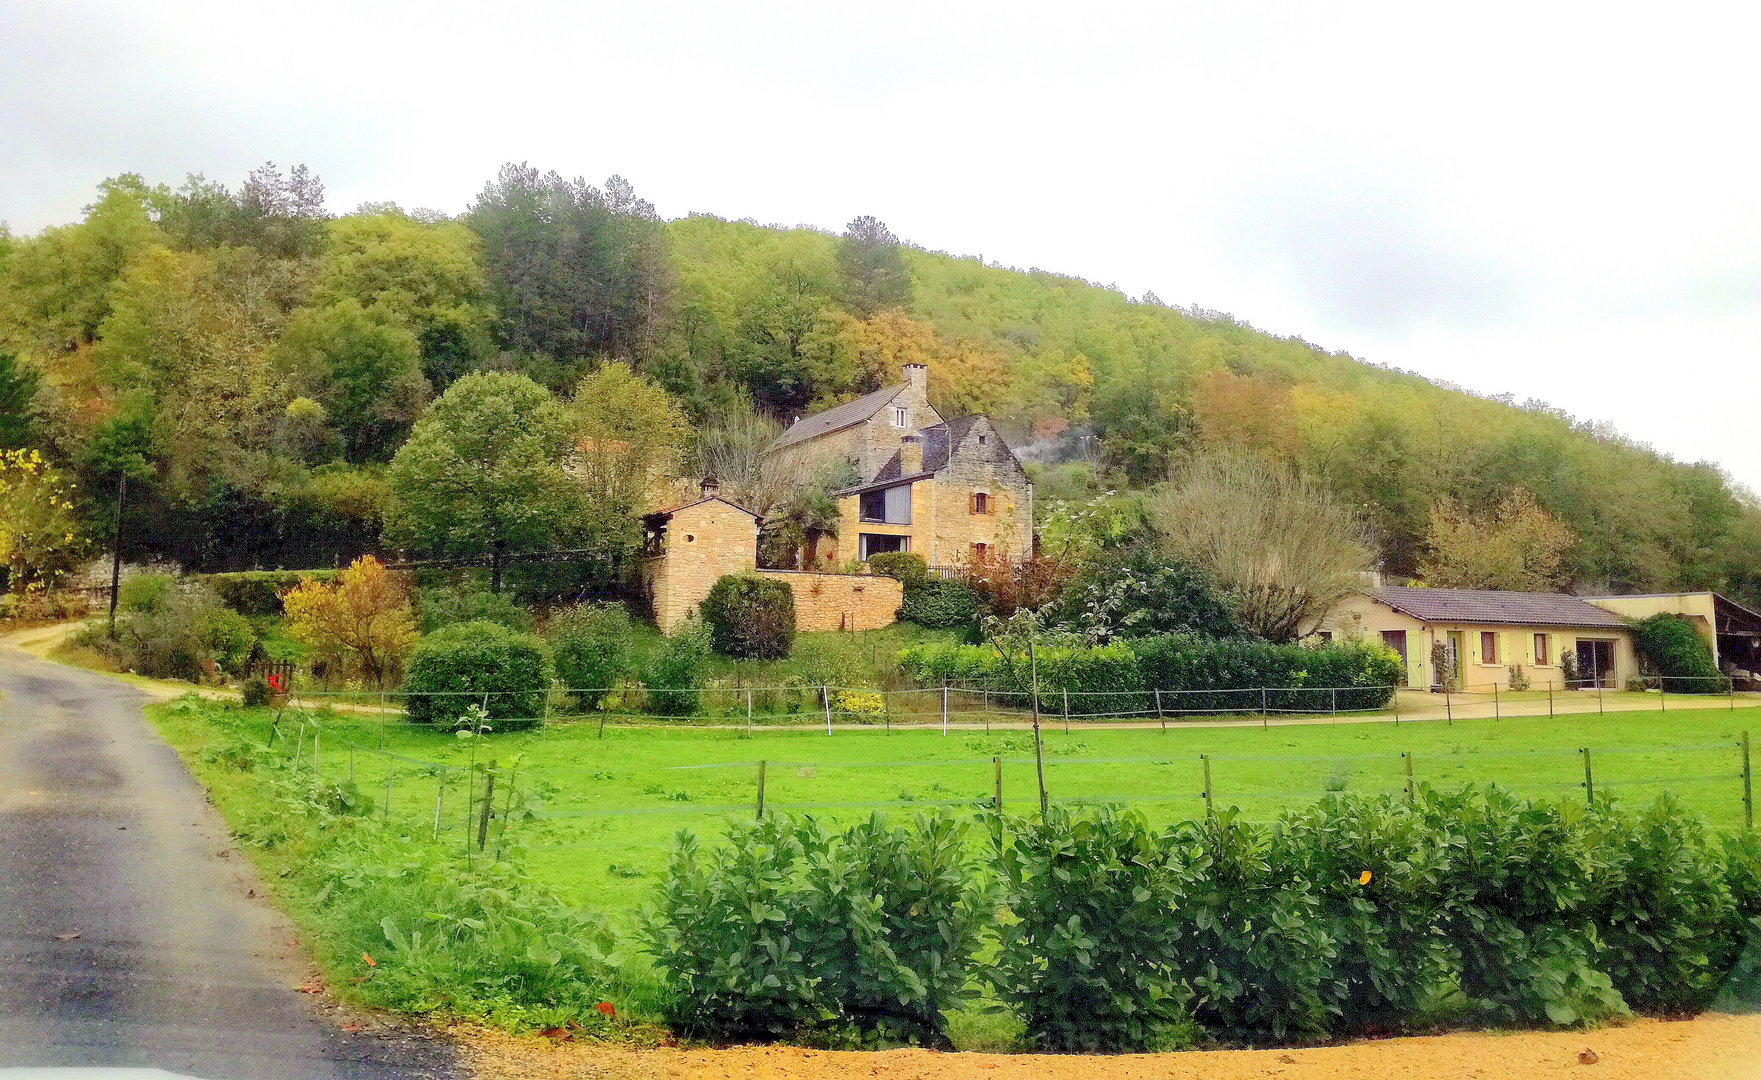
0 448 86 591
281 555 417 686
1420 487 1575 591
1146 451 1372 642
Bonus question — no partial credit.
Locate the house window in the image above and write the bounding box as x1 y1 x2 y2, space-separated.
1481 631 1498 664
893 405 909 427
972 492 988 515
1315 630 1333 644
1534 633 1549 665
972 542 988 558
860 484 912 524
859 533 909 560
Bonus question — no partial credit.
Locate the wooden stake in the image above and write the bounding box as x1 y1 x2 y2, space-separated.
1201 754 1213 817
993 755 1002 811
1743 732 1752 831
477 760 496 851
756 759 767 820
1403 752 1414 805
1581 747 1594 807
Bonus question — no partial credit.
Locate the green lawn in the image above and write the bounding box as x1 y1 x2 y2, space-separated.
180 697 1761 919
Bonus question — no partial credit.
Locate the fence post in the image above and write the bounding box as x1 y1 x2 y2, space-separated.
1261 686 1268 719
1493 683 1500 721
1743 732 1753 831
1548 686 1554 720
1156 688 1165 731
983 689 989 734
823 686 832 735
476 760 496 851
942 686 949 737
1731 676 1737 711
432 774 444 840
1201 754 1214 818
756 759 767 820
1445 689 1452 725
1661 678 1667 713
1581 747 1594 806
993 755 1002 811
383 760 393 821
313 732 321 779
1393 690 1399 726
1403 751 1415 805
1598 681 1605 716
1330 687 1336 718
1062 689 1069 735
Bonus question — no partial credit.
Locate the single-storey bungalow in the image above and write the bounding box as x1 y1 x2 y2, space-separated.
1313 585 1636 691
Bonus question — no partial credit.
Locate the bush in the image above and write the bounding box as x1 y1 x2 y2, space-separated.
644 619 713 716
700 573 795 660
899 579 979 629
415 584 535 634
1046 544 1240 641
195 570 336 616
241 674 271 708
400 621 552 729
991 806 1192 1050
898 635 1144 716
1632 613 1723 692
643 812 987 1043
547 602 634 710
85 582 257 682
119 572 178 613
867 551 927 589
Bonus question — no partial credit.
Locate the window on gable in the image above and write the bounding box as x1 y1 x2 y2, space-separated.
893 406 909 427
1481 631 1498 663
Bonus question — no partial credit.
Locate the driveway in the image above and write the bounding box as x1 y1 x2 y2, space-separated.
0 643 459 1079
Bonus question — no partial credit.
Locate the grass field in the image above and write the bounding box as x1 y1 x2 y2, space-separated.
160 695 1761 919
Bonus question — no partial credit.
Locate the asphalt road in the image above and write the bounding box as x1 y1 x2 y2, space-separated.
0 644 459 1080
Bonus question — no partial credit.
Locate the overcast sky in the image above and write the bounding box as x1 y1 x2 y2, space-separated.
5 1 1757 489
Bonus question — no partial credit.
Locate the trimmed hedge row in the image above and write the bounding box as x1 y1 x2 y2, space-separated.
897 634 1401 716
194 569 337 616
644 789 1761 1048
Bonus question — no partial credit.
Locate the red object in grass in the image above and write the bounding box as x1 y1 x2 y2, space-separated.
595 1001 616 1018
267 673 286 693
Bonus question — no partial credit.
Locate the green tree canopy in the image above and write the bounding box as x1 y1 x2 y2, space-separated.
836 215 911 317
275 299 429 462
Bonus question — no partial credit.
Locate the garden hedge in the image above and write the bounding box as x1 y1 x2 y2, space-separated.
194 569 337 616
898 578 980 629
400 620 551 729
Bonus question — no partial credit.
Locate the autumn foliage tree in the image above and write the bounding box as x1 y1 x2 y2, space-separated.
1420 487 1576 592
281 555 418 687
0 448 86 592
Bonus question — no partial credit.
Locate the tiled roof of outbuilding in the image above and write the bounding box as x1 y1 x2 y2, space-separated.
1373 586 1629 629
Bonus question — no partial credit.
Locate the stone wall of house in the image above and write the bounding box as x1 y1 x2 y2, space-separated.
644 499 759 632
758 570 902 632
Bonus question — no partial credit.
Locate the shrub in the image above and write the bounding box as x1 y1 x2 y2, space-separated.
898 636 1144 716
1508 664 1530 691
644 619 713 716
547 602 634 710
400 621 552 729
1046 544 1240 641
991 806 1191 1051
241 674 271 708
119 572 178 613
195 570 337 616
1632 613 1723 692
867 551 927 589
415 584 535 634
88 582 257 682
1591 794 1738 1012
899 579 979 629
700 573 795 660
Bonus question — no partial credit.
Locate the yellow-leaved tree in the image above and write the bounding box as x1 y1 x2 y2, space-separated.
0 448 86 592
1421 487 1576 592
281 556 418 687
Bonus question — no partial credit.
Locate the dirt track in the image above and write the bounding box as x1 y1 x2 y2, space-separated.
456 1014 1761 1080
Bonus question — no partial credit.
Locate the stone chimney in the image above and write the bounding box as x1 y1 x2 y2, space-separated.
903 362 927 392
700 477 720 499
899 433 923 475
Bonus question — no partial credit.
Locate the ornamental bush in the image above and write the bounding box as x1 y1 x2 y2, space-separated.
866 551 927 589
700 573 796 660
546 602 634 711
415 583 535 634
1631 613 1723 692
400 620 551 729
899 578 979 629
195 570 337 616
644 619 713 716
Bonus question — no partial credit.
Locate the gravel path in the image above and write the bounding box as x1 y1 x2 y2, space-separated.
0 642 458 1079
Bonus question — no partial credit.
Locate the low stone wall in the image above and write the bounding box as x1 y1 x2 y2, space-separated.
758 570 902 632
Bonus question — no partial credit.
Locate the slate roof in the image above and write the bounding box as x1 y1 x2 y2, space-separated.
1372 586 1629 629
641 495 760 522
769 384 907 452
831 416 1025 495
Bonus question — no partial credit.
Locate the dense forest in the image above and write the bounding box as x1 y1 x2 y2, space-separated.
2 163 1757 602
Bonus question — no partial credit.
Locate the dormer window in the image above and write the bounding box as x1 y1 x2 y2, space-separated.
893 405 909 427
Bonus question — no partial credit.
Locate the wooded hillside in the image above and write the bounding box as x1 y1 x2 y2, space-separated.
2 164 1755 602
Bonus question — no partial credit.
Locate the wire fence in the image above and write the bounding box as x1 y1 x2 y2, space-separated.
249 686 1760 882
279 674 1761 736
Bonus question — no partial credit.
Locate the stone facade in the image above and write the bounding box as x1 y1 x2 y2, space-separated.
757 570 903 631
771 364 943 481
638 496 760 632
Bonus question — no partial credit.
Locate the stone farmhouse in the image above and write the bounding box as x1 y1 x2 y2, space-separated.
768 362 1034 567
635 363 1033 632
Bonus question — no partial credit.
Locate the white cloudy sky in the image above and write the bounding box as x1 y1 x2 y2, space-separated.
4 1 1757 487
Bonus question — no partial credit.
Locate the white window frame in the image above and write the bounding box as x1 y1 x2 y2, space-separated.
892 405 909 427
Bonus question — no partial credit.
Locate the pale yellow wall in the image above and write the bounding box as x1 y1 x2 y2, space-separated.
757 570 903 631
1313 593 1637 691
831 475 1032 567
1585 594 1719 665
646 500 760 632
